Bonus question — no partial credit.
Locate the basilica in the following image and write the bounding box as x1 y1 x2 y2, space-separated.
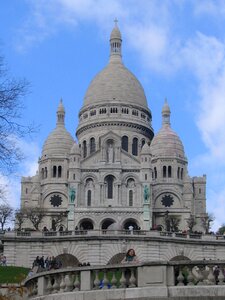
20 23 206 233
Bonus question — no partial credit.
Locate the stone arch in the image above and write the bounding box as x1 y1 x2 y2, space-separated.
101 132 121 149
81 173 98 184
100 218 116 229
123 218 139 230
121 173 140 185
79 218 94 230
43 189 67 202
170 255 191 261
55 253 80 267
107 253 125 265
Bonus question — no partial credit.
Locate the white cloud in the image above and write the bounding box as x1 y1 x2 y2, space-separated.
180 33 225 162
193 0 225 17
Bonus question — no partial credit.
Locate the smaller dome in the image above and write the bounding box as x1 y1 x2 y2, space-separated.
150 126 185 158
42 127 74 157
70 142 81 155
150 101 186 159
42 100 74 157
141 143 151 155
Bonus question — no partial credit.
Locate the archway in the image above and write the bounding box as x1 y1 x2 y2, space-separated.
79 219 94 230
107 253 126 265
101 219 115 229
123 219 139 230
170 255 191 261
55 254 80 268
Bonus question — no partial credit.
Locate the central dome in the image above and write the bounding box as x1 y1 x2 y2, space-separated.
82 23 148 109
83 62 148 108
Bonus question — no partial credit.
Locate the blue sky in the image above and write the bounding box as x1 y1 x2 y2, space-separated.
1 0 225 231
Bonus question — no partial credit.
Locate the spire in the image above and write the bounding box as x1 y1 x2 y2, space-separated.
57 98 65 126
109 19 122 63
162 98 171 126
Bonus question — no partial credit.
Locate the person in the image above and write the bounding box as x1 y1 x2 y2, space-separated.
121 249 139 263
1 256 6 266
128 225 134 234
45 256 50 270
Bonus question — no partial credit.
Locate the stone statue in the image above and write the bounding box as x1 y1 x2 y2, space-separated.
107 144 114 163
69 187 76 203
143 185 150 203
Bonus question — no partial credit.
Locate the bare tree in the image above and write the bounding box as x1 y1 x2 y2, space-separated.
217 224 225 235
15 208 26 230
186 215 196 233
201 213 214 234
0 55 34 176
0 203 14 230
25 207 46 231
164 213 180 232
52 211 68 230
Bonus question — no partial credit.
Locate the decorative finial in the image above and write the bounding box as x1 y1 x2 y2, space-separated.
114 18 118 26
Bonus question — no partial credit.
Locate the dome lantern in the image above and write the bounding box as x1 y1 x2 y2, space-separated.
162 99 171 127
57 98 65 126
110 19 122 63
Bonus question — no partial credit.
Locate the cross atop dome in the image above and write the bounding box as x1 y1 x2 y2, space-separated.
114 18 118 26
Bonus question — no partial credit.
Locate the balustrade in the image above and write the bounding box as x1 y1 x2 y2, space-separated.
1 230 224 241
24 260 225 298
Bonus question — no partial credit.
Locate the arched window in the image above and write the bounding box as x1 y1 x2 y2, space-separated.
90 137 96 154
105 175 114 199
58 166 62 178
177 167 180 179
168 166 172 178
53 166 57 178
141 139 145 148
132 137 138 156
163 166 167 178
154 167 157 179
87 190 91 206
83 140 87 158
122 136 128 152
52 219 56 231
41 168 44 179
129 190 133 206
44 167 47 178
181 168 184 180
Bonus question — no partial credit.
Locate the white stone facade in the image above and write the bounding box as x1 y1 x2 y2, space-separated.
20 24 206 233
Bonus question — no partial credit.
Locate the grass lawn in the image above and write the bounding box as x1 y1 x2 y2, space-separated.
0 266 29 284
